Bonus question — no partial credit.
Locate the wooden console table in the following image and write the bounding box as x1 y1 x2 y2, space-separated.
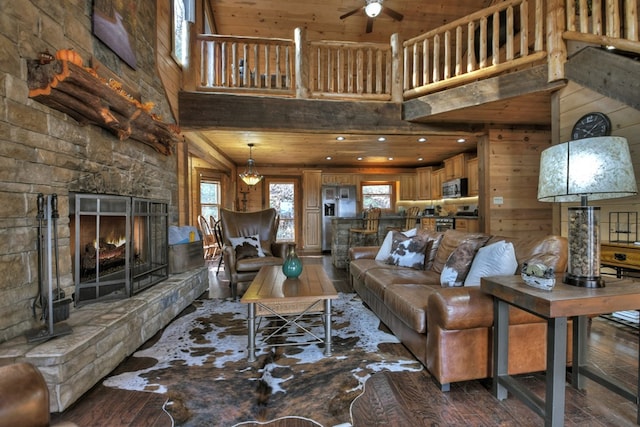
481 275 640 427
601 242 640 277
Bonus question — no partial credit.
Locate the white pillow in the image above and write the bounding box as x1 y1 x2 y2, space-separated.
229 234 266 259
375 227 418 261
463 240 518 286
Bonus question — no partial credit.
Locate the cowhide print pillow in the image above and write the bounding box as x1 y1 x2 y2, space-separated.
385 231 430 270
440 237 489 287
229 234 266 260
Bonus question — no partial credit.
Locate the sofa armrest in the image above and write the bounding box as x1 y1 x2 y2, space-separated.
222 245 237 279
349 246 379 260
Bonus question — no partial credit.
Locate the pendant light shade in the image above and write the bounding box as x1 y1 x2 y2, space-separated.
239 143 263 186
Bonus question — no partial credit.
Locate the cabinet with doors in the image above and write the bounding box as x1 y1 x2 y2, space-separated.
421 217 437 232
467 157 479 196
455 218 479 233
443 153 473 180
302 170 322 250
322 174 357 186
430 168 444 200
416 167 433 200
399 173 417 200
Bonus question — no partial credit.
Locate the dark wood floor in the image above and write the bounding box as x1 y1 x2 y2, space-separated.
51 255 639 426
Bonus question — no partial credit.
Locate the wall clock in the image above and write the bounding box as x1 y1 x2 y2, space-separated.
571 112 612 140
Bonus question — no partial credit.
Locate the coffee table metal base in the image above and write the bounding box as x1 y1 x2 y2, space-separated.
246 298 332 362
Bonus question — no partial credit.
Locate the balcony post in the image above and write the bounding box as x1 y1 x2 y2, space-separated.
295 27 310 98
546 0 567 82
390 33 403 103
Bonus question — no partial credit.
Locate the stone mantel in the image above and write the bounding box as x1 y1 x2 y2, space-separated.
330 216 406 269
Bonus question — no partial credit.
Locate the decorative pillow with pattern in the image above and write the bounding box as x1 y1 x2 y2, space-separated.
375 228 418 261
440 237 489 287
463 240 518 286
385 231 430 269
229 235 266 260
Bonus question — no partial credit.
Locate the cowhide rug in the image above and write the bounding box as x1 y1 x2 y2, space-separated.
103 292 422 426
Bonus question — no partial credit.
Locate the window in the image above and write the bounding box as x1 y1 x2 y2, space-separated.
200 180 221 221
361 182 395 210
267 180 298 242
173 0 189 65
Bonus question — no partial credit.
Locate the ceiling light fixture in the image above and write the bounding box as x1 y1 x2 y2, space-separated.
357 157 364 161
364 0 383 18
378 136 386 142
418 157 424 161
417 137 427 143
336 136 345 141
326 156 332 160
457 138 466 143
239 143 263 186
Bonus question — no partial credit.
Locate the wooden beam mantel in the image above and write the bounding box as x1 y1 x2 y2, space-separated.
27 60 180 155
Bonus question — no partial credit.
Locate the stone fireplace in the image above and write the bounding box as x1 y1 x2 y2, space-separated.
69 193 169 305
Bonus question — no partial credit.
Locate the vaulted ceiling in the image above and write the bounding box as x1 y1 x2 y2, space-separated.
184 0 553 168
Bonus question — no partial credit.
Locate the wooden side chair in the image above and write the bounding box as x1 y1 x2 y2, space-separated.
212 219 224 273
197 215 218 259
403 206 421 231
349 207 381 247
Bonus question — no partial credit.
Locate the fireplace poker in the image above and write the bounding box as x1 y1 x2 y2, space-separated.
51 193 62 302
32 193 46 319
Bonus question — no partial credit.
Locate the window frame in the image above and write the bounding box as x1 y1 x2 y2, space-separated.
360 181 396 212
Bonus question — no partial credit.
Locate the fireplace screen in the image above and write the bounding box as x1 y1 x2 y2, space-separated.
70 194 168 305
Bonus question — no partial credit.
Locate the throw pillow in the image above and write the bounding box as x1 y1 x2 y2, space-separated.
440 238 488 287
463 241 518 286
375 227 418 261
385 231 429 269
229 235 266 260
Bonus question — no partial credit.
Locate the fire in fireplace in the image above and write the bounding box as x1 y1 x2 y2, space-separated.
69 193 168 305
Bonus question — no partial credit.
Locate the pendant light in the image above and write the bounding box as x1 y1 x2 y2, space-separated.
239 143 263 186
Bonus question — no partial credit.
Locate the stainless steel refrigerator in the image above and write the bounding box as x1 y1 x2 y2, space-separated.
322 185 357 252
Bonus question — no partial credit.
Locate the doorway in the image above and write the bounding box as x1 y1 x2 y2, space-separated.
266 178 299 244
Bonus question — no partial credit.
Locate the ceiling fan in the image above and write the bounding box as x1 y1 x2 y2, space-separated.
340 0 404 33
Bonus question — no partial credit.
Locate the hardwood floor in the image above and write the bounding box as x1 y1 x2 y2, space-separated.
51 255 639 426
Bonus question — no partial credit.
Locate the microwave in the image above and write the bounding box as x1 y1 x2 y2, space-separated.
442 178 468 199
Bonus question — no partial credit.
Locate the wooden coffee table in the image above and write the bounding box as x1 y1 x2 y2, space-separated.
240 264 338 362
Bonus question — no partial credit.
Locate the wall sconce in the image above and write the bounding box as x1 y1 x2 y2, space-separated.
538 136 637 287
239 143 263 186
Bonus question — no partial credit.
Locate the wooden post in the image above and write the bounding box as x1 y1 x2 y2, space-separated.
546 0 567 82
295 27 309 98
390 33 403 103
183 21 197 91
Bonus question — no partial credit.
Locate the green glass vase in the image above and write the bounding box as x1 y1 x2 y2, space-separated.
282 245 303 279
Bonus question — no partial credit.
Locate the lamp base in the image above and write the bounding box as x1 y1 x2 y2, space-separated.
564 273 605 288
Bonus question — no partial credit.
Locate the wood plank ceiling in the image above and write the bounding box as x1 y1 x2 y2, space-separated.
186 0 553 168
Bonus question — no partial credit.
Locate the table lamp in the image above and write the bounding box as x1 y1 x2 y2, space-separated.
537 136 637 288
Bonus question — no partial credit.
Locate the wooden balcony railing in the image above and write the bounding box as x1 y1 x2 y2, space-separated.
188 0 640 102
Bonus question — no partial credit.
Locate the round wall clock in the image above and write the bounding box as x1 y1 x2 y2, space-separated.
571 112 612 140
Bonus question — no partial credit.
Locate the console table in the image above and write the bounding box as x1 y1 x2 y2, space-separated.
481 275 640 427
601 242 640 277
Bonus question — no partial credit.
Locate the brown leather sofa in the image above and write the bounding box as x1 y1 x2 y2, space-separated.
220 208 289 296
349 229 569 391
0 362 76 427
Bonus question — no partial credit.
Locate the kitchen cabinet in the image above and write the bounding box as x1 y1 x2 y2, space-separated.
443 153 472 180
416 167 432 200
430 168 444 200
399 173 417 200
467 157 479 196
302 170 322 250
322 173 357 186
421 217 437 232
455 218 479 233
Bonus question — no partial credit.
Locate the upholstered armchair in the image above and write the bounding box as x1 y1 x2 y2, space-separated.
220 208 288 296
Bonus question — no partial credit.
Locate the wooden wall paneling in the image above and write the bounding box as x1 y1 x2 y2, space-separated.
485 128 553 238
156 0 182 121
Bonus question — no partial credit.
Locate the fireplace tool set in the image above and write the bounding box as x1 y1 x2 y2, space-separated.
26 193 73 343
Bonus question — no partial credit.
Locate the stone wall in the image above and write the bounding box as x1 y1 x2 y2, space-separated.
0 0 179 342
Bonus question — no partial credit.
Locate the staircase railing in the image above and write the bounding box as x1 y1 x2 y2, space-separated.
188 0 640 101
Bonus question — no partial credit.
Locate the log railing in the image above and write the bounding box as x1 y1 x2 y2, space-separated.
307 40 393 100
189 0 640 101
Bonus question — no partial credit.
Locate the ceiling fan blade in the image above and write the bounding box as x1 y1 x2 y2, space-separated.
340 7 363 20
382 7 404 21
366 17 374 33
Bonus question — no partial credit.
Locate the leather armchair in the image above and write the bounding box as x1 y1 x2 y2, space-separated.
220 208 288 296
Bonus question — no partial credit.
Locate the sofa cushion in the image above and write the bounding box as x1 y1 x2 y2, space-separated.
383 283 439 334
376 228 417 261
431 230 491 273
416 229 444 270
385 232 431 269
440 236 491 286
363 267 438 300
463 240 518 286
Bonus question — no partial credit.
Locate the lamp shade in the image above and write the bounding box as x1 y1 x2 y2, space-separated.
538 136 637 203
365 1 383 17
239 143 263 186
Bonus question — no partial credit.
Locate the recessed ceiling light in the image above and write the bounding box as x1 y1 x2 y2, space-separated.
378 137 386 142
417 157 424 161
417 137 427 143
387 157 394 161
326 156 332 160
357 157 364 161
336 136 345 141
457 138 466 143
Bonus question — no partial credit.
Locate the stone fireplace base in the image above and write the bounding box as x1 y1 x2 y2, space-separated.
0 268 208 412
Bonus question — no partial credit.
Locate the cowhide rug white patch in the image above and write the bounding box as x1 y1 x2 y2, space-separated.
103 292 422 426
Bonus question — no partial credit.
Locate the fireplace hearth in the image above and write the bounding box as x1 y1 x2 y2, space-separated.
70 193 168 305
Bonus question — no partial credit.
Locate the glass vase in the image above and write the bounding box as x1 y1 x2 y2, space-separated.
282 245 303 279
